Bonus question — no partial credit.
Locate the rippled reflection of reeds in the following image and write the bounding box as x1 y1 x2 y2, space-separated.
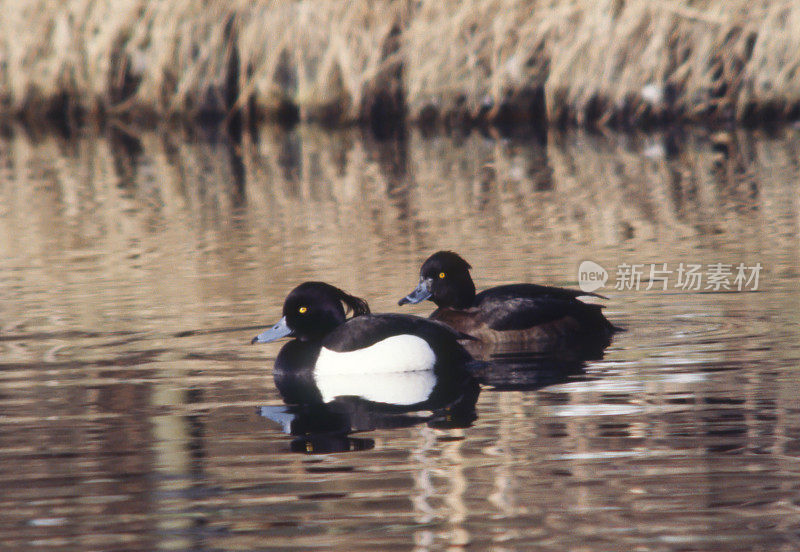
2 124 798 324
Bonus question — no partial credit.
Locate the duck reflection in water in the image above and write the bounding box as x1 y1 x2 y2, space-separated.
259 349 598 453
252 282 480 453
260 360 480 454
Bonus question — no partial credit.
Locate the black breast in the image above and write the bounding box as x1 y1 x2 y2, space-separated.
274 339 323 373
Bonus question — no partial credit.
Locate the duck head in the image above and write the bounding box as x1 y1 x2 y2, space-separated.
399 251 476 309
252 282 370 343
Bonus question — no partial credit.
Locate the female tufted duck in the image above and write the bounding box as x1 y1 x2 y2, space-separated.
252 281 472 374
399 251 622 352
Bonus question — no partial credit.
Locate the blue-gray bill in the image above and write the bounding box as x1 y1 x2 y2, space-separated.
398 278 433 305
251 316 293 344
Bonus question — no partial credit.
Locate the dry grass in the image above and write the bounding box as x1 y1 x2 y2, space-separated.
1 0 799 125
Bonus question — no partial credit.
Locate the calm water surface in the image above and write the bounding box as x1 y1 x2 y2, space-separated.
1 124 799 551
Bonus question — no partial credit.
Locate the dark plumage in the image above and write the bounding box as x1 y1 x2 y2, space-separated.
323 313 472 357
399 251 622 352
252 281 472 373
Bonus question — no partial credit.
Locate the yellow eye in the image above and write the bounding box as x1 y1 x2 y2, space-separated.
438 272 446 279
298 306 307 314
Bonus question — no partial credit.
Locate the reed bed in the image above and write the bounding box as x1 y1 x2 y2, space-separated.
1 0 799 126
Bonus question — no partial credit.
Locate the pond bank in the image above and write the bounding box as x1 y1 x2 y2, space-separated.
2 1 800 129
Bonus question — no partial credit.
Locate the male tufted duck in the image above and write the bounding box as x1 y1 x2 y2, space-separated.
252 281 472 374
399 251 622 352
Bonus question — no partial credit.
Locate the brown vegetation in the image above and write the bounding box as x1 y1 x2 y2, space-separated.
1 1 799 127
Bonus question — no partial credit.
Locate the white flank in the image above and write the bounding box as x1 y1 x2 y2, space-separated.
315 369 437 405
315 335 437 375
